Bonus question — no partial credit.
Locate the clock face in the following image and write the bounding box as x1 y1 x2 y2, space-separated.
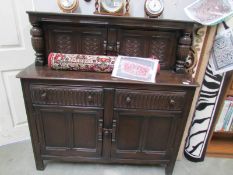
101 0 124 13
145 0 164 16
61 0 75 8
57 0 78 12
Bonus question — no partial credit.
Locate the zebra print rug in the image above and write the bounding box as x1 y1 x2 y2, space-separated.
184 63 225 162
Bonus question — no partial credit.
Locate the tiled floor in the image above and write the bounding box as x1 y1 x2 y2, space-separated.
0 141 232 175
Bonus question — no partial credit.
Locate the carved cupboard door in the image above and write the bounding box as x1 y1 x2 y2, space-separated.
0 0 33 145
111 110 181 161
117 29 178 69
46 26 107 57
117 29 147 57
35 107 104 158
78 28 107 55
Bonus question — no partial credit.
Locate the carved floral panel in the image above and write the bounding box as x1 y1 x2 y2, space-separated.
54 33 74 54
121 37 144 57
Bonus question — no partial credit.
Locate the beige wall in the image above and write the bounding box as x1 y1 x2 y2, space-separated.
33 0 195 21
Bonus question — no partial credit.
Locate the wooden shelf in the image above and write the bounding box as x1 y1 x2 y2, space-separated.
207 137 233 158
207 72 233 158
213 131 233 139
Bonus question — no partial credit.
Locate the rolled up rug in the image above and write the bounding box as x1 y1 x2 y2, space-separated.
48 53 117 73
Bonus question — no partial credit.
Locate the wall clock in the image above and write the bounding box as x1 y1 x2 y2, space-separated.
57 0 79 13
145 0 164 18
101 0 123 13
94 0 130 16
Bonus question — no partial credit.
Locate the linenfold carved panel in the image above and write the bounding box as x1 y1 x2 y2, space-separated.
30 85 103 107
114 89 186 111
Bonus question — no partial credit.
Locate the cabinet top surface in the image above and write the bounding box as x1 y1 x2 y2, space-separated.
27 11 195 23
27 11 197 31
17 64 198 87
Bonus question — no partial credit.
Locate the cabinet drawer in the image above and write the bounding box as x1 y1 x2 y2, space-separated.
30 85 103 107
114 89 186 111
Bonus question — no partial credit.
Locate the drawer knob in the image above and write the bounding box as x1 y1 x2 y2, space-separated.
116 41 120 54
41 92 47 100
107 45 114 51
169 99 175 106
126 97 131 104
88 95 93 102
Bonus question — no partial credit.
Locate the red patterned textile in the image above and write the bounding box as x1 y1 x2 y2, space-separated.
48 53 116 73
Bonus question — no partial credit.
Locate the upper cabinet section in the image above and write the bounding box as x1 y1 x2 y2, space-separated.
45 25 107 55
27 11 196 71
117 29 178 69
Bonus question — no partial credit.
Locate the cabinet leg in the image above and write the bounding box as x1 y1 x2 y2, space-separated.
165 163 175 175
35 159 45 170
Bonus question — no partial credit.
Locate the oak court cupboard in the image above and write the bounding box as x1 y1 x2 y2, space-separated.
17 11 198 175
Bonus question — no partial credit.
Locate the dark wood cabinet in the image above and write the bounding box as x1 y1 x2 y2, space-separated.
17 12 198 175
31 85 104 158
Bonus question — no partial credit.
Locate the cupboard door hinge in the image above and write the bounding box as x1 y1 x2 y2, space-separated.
103 128 112 135
112 120 116 142
102 119 117 142
98 119 103 142
103 40 107 54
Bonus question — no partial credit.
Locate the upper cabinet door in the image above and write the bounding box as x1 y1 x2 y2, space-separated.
117 29 178 69
45 25 107 57
78 28 107 55
117 29 147 57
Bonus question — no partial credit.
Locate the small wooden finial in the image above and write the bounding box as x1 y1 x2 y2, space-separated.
94 0 100 14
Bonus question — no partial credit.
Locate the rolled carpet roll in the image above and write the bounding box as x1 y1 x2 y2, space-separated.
48 53 116 73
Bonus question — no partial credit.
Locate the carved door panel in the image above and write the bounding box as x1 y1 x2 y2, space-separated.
36 108 69 152
72 109 103 158
78 29 107 55
147 32 178 69
117 29 178 69
35 107 103 158
46 25 107 57
117 30 147 57
111 110 181 161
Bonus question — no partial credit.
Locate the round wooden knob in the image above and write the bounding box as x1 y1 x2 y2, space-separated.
88 95 93 102
104 130 110 135
41 92 47 100
169 99 175 106
107 45 114 51
126 97 131 104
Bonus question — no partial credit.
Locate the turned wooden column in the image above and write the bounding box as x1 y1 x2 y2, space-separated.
176 32 192 73
30 24 45 66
